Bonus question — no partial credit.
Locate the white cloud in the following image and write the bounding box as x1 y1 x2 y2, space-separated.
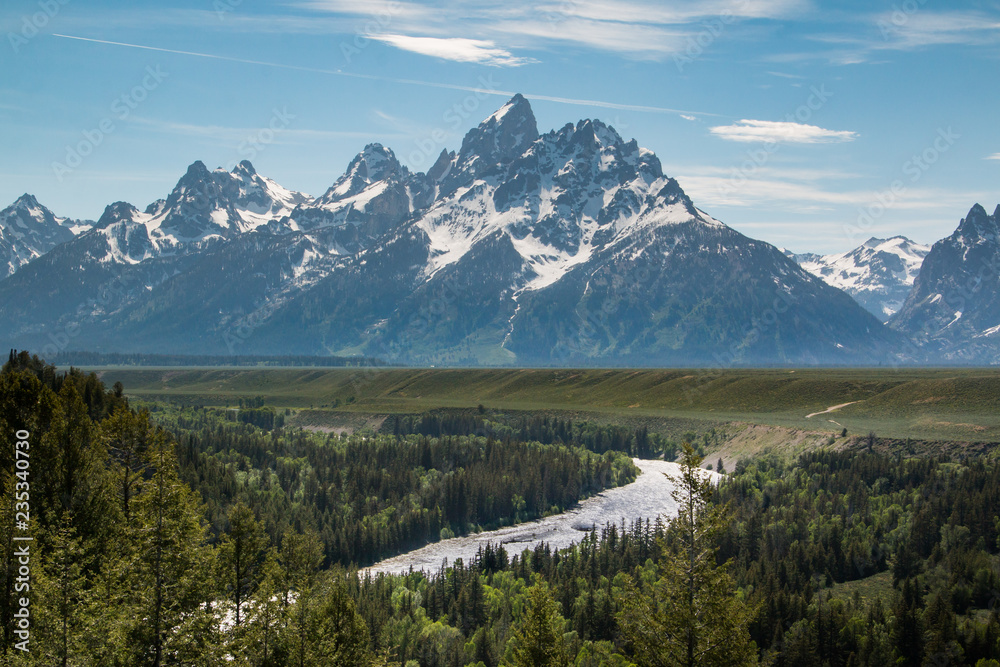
681 114 697 121
875 11 1000 49
298 0 808 61
788 10 1000 64
709 119 858 144
986 153 1000 161
369 34 535 66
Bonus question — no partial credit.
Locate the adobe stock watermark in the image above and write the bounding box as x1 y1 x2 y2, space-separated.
213 0 242 20
844 127 959 243
718 85 835 198
340 2 401 64
681 288 799 403
51 65 169 182
674 13 735 72
540 0 578 26
40 268 172 358
223 107 296 171
877 0 928 40
223 307 270 354
7 0 70 54
673 0 755 72
407 75 501 168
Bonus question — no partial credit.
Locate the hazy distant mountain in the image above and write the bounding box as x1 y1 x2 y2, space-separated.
788 236 929 321
0 95 901 365
890 204 1000 363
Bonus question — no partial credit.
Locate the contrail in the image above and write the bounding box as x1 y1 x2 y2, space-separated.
51 33 718 117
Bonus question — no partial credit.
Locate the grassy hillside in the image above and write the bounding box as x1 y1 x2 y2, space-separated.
91 367 1000 443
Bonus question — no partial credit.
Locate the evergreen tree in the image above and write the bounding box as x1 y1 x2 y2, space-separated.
123 436 218 666
101 407 160 521
617 443 758 666
219 502 269 627
232 550 287 666
505 582 569 667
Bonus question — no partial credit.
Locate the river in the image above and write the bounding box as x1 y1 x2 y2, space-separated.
364 458 717 576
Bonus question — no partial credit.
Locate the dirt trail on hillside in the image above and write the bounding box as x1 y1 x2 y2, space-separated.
805 401 860 419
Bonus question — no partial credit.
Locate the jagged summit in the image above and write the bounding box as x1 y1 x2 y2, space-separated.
318 143 406 205
794 235 929 321
457 94 539 168
97 201 141 228
953 203 999 242
0 193 93 277
233 160 257 176
12 193 40 209
0 96 904 365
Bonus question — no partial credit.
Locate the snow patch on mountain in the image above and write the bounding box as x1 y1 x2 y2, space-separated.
791 236 929 320
0 194 93 277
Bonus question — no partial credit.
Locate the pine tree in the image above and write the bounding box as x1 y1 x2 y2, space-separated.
124 436 218 666
617 442 758 666
311 573 376 666
219 502 269 627
892 578 923 664
101 407 160 522
231 550 287 666
505 582 568 667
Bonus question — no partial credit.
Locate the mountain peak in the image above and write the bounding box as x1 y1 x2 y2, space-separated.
575 118 623 148
458 94 539 166
185 160 210 178
485 93 532 124
319 143 405 204
96 201 141 228
12 193 40 210
233 160 256 177
955 203 998 242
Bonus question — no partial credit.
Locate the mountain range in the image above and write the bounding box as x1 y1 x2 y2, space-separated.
1 95 995 365
0 194 92 279
786 236 930 322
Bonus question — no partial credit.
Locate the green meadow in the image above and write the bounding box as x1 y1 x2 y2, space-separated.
91 366 1000 444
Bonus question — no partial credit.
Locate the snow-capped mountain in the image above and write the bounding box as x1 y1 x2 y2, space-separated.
93 159 312 262
788 236 929 321
890 204 1000 363
0 95 902 365
0 194 92 277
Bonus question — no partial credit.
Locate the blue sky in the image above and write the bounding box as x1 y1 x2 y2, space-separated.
1 0 998 253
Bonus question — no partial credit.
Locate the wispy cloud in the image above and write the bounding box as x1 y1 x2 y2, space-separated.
370 34 535 66
709 119 858 143
786 9 1000 65
126 117 401 144
766 70 806 79
680 172 984 214
986 153 1000 161
52 34 715 117
300 0 809 60
875 11 1000 49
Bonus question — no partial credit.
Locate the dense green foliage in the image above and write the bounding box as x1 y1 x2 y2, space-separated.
390 411 678 460
153 404 637 567
719 451 1000 665
2 351 999 665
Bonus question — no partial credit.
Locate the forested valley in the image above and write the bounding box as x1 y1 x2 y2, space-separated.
0 351 999 665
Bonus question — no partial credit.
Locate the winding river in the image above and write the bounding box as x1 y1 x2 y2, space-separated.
364 458 717 576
